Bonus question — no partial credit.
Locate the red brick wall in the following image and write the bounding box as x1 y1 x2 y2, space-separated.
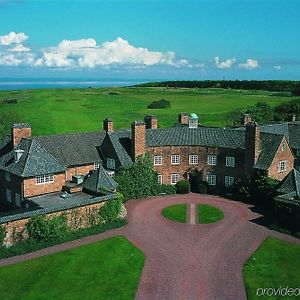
12 127 31 148
147 145 245 187
267 137 294 181
131 122 146 159
23 173 65 197
65 164 95 181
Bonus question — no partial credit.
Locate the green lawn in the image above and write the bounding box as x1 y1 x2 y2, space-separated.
198 204 224 224
243 237 300 300
0 87 293 135
0 236 144 300
162 204 187 223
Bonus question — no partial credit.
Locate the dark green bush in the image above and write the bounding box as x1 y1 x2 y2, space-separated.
99 196 123 223
159 184 176 195
176 180 190 194
147 99 170 109
0 225 5 247
26 215 68 242
3 98 18 104
197 181 208 194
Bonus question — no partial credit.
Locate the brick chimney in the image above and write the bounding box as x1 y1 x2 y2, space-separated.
131 121 146 160
11 123 31 149
103 118 114 133
244 122 261 173
178 112 189 125
144 115 158 129
241 114 252 126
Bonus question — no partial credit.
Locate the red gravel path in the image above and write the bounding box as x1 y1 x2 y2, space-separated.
1 193 299 300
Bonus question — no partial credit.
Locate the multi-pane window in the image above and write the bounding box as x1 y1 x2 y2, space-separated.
5 171 10 182
278 161 287 172
157 174 163 184
189 155 199 165
171 155 180 165
106 158 115 170
36 174 54 185
226 156 235 167
94 162 100 170
171 173 180 185
154 155 163 166
207 174 217 186
225 176 234 187
207 155 217 166
6 189 11 203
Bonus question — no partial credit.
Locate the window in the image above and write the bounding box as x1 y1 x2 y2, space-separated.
207 155 217 166
36 174 54 185
281 142 286 151
154 155 163 166
278 161 287 172
207 174 216 186
226 156 235 167
106 158 115 170
225 176 234 187
171 173 180 185
94 162 100 170
6 189 11 203
5 171 10 182
189 155 198 165
189 119 198 128
15 193 21 207
157 174 163 184
171 155 180 165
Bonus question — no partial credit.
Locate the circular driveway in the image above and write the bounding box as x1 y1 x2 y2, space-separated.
1 193 299 300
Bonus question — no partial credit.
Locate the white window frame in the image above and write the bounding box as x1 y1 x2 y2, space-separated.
171 155 180 165
171 173 180 185
94 162 100 170
225 176 234 187
207 174 216 186
154 155 163 166
36 174 54 185
106 158 115 170
226 156 235 167
189 154 199 165
5 171 10 182
6 189 12 203
278 160 287 173
157 174 163 184
207 155 217 166
189 119 198 128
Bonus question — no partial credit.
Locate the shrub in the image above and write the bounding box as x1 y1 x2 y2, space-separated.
197 181 208 194
0 225 5 247
26 215 68 242
147 99 170 109
3 98 18 104
159 184 176 195
176 180 190 194
99 196 123 223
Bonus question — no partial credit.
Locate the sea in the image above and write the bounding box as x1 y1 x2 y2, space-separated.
0 78 152 90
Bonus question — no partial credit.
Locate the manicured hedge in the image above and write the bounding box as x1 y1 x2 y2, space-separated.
176 180 190 194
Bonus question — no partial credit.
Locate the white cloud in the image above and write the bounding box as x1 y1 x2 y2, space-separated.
214 56 236 69
238 58 259 70
273 65 281 71
0 31 28 45
35 37 180 68
8 44 30 52
0 53 22 66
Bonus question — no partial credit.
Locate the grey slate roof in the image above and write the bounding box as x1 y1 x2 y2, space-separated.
277 169 300 195
146 127 245 149
259 122 300 150
255 133 284 170
34 131 106 167
0 138 65 177
83 166 118 194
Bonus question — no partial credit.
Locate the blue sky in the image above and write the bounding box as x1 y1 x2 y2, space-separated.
0 0 299 80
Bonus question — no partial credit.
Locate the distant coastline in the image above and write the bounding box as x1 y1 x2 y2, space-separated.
0 78 151 90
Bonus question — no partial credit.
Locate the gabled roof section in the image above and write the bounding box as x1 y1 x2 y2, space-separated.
34 131 106 167
83 166 118 194
277 169 300 195
146 127 245 149
255 133 285 170
0 138 65 177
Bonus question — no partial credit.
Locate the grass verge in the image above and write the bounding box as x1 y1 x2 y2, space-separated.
0 236 144 300
243 237 300 300
162 204 187 223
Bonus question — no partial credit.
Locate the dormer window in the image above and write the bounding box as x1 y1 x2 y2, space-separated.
282 142 286 151
188 113 199 128
107 158 116 170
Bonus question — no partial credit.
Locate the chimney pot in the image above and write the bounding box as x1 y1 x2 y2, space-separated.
11 123 31 149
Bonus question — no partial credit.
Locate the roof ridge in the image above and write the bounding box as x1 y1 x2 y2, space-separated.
34 130 105 139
